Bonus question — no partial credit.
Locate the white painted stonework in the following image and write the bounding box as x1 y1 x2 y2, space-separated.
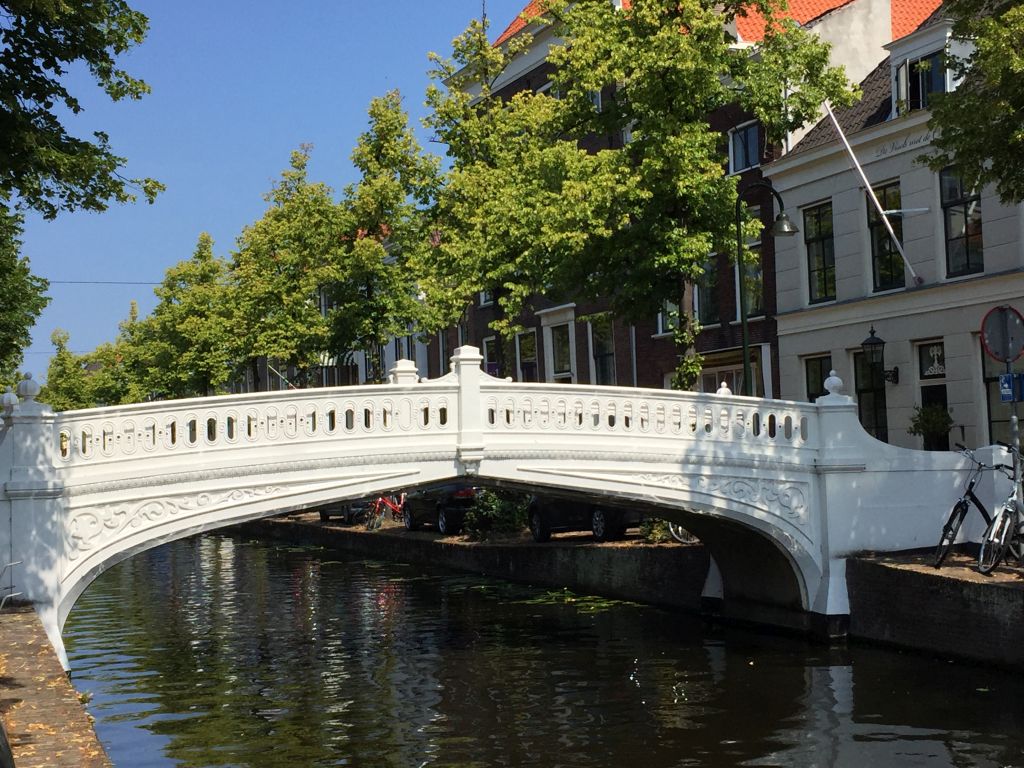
1 347 992 668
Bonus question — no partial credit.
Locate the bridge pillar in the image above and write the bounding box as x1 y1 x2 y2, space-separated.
1 376 68 668
452 346 486 475
811 371 867 626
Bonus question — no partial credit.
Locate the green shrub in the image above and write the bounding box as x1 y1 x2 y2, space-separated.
640 518 673 543
463 489 529 541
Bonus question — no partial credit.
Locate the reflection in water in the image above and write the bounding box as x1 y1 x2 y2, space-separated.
64 534 1024 767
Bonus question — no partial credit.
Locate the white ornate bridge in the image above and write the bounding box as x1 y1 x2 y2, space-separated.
1 346 990 668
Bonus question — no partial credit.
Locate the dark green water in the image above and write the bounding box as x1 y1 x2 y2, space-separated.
64 533 1024 767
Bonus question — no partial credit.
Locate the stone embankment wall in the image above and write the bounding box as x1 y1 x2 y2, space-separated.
244 515 712 613
0 606 110 767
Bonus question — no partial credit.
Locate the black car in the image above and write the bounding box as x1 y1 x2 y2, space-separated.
527 495 643 542
402 483 479 535
317 499 371 524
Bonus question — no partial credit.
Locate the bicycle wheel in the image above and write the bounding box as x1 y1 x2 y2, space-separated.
978 505 1014 574
934 500 969 568
365 499 385 531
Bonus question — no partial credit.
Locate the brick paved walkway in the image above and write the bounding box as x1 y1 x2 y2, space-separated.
0 606 110 767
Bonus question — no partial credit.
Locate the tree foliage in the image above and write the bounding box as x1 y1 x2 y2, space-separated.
137 233 235 398
927 1 1024 203
231 146 343 384
0 0 163 218
419 0 855 384
0 210 48 379
328 91 439 383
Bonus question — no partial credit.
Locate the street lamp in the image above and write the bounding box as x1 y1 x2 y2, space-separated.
735 180 798 396
861 326 899 384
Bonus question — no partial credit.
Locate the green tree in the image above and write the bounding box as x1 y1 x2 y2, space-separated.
0 210 48 379
139 233 235 398
926 1 1024 203
420 1 854 385
231 146 342 386
0 0 163 218
328 91 439 383
39 329 88 411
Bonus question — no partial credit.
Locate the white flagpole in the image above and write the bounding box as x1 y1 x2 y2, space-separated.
823 102 924 286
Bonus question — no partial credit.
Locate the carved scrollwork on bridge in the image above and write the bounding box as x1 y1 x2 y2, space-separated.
65 486 283 561
636 473 809 527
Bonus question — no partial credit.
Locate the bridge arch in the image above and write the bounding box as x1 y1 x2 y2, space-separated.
1 348 978 668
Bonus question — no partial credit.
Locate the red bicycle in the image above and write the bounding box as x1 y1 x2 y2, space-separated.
365 494 406 531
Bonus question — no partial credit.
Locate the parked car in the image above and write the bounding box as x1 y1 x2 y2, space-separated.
402 483 479 535
317 499 372 524
527 495 643 542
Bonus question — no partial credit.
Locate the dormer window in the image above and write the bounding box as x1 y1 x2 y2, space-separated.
895 51 945 114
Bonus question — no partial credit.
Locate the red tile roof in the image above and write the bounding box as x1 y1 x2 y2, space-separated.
494 0 545 47
495 0 941 47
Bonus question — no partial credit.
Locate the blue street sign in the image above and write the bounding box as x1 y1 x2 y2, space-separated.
1000 373 1016 402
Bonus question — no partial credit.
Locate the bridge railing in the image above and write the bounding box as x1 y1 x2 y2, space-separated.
479 380 819 455
50 380 460 472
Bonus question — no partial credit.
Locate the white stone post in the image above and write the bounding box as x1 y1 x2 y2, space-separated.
388 358 420 385
451 346 486 475
1 376 68 668
811 370 866 621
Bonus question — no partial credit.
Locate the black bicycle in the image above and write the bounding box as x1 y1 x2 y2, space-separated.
978 443 1024 574
934 444 1011 568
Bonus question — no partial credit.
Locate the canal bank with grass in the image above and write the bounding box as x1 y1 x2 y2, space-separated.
243 512 1024 670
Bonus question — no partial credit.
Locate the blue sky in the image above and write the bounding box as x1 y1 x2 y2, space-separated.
19 0 529 380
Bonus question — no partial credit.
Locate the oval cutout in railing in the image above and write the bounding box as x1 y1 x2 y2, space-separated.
226 416 236 441
206 417 217 443
187 419 198 446
439 406 448 426
344 408 355 432
80 428 92 457
363 407 373 431
143 421 157 450
306 410 317 436
784 415 793 440
800 416 809 442
167 421 177 448
752 412 761 437
327 409 337 433
768 413 777 439
59 430 71 459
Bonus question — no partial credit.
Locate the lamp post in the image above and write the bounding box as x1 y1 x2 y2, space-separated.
860 326 899 384
735 180 798 397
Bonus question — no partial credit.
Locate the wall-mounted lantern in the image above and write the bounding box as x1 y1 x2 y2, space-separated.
861 326 899 384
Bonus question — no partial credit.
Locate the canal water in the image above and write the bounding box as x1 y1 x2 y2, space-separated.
64 533 1024 767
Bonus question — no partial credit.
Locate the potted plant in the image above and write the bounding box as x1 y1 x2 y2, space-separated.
907 404 954 451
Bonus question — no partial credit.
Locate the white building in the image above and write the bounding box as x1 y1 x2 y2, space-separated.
767 13 1024 449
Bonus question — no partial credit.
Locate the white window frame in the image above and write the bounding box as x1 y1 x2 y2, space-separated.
728 121 760 175
655 299 678 337
479 289 495 307
482 335 499 376
538 304 577 384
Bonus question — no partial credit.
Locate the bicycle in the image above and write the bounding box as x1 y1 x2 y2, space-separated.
364 494 406 531
977 442 1023 574
933 444 1010 567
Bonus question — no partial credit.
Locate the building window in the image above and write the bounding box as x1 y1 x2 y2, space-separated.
479 289 495 306
917 340 949 450
896 51 945 114
550 323 573 383
803 202 835 303
736 246 763 318
696 258 719 325
588 89 602 112
516 330 538 382
729 122 760 174
805 355 832 401
656 299 678 336
438 330 449 374
868 182 905 292
589 316 615 385
941 167 983 277
854 351 889 442
483 336 499 376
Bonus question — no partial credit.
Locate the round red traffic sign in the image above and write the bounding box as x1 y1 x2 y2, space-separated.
981 305 1024 363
